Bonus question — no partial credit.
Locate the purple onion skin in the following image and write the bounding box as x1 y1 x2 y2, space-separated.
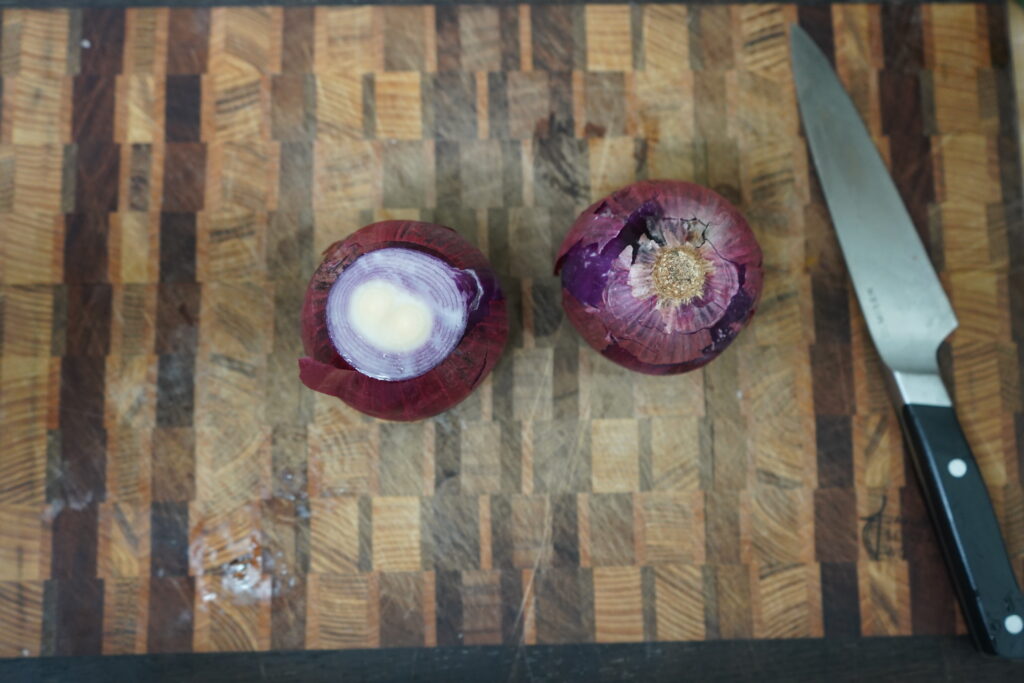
300 221 508 421
555 181 764 375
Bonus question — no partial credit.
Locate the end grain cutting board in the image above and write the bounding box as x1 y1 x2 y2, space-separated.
0 2 1021 656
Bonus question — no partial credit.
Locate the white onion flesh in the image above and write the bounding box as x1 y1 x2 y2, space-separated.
348 279 434 353
325 248 469 381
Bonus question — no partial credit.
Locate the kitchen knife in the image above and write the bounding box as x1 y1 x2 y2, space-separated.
791 24 1024 658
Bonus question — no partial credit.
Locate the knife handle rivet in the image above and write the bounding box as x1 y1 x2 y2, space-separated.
947 459 967 478
1005 615 1023 635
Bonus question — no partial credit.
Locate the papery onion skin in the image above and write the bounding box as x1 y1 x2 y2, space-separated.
300 221 508 421
555 181 763 375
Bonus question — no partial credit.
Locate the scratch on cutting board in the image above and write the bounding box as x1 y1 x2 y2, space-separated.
508 393 587 672
861 494 889 560
522 322 568 423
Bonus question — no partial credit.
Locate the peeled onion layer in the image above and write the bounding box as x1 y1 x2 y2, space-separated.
555 181 764 375
300 221 508 421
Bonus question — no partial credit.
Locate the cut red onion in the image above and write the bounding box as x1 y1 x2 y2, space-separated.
555 180 763 375
300 221 507 421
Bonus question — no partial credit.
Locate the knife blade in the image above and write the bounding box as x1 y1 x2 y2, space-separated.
791 24 1024 658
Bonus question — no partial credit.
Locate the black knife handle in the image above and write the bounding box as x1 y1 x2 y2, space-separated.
900 404 1024 658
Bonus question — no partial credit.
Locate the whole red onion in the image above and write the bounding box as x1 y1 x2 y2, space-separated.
555 181 763 375
299 221 508 421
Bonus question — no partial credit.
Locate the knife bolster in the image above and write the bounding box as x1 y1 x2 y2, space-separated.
889 369 952 408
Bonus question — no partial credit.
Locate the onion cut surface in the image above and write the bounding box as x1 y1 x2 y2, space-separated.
300 221 508 421
555 180 764 375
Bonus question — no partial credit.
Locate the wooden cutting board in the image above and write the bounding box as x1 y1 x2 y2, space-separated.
0 3 1021 656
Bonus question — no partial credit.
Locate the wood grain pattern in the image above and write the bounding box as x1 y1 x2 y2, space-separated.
0 3 1021 654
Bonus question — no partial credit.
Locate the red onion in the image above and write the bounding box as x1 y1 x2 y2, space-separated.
299 221 508 421
555 180 763 375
